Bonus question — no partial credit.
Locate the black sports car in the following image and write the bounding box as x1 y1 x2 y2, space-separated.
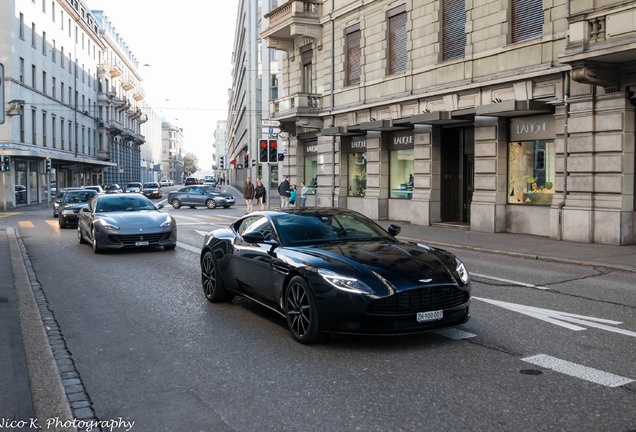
200 208 471 344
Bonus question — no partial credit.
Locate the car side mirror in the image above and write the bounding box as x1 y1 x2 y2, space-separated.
156 203 164 210
387 224 401 236
81 207 91 213
242 231 265 244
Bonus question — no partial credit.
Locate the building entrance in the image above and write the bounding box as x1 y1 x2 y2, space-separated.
440 127 474 223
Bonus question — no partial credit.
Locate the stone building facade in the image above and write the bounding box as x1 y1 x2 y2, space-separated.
261 0 636 245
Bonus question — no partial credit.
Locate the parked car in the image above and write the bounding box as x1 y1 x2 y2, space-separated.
125 182 143 193
53 187 84 217
58 190 99 228
202 178 216 187
168 186 235 209
104 184 123 194
142 182 162 199
83 185 105 194
184 177 201 186
159 179 172 187
77 194 177 253
199 208 471 344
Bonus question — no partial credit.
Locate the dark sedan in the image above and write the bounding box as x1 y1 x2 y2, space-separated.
168 186 235 209
142 182 162 199
53 187 83 217
58 190 99 228
78 194 177 253
200 208 471 344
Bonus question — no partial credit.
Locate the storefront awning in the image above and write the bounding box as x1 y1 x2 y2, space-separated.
321 125 365 136
359 119 412 132
407 109 475 126
475 100 552 117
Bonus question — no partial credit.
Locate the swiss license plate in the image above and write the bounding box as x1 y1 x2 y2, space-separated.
135 241 149 246
416 310 443 322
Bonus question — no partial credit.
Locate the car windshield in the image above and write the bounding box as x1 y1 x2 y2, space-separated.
96 196 156 212
65 191 95 203
143 183 158 188
273 211 395 246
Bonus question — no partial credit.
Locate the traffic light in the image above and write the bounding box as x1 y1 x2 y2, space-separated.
252 158 256 168
259 139 268 163
219 156 225 169
45 156 51 173
244 154 249 169
0 155 9 172
268 140 277 163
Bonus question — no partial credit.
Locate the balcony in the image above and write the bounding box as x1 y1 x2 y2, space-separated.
261 1 322 55
121 79 134 91
97 149 110 161
133 87 145 101
270 92 321 122
560 2 636 89
108 63 122 78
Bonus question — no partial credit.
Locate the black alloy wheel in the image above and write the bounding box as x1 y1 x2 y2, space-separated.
206 199 217 209
170 199 181 209
201 251 232 302
284 276 322 344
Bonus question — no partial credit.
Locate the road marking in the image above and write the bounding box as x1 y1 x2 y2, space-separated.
0 212 20 219
199 215 230 221
474 297 636 337
521 354 634 387
177 241 200 254
172 214 202 221
434 328 477 339
18 221 35 228
195 230 210 237
471 272 550 290
45 220 58 227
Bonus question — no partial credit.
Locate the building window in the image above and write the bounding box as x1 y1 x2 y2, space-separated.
52 77 56 99
31 65 36 88
511 0 543 43
52 115 56 148
389 132 414 199
61 47 65 68
301 45 313 93
20 113 25 143
60 118 65 150
20 13 25 39
304 153 318 196
442 0 465 61
42 71 47 94
19 58 24 83
345 24 361 86
31 109 37 144
42 112 47 147
387 5 407 75
42 31 47 55
508 140 555 205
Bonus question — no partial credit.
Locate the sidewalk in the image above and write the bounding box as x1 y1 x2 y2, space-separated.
219 183 636 273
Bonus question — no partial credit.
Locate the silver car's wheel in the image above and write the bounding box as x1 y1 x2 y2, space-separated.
206 199 217 209
171 199 181 209
284 276 322 344
201 251 231 302
91 227 101 254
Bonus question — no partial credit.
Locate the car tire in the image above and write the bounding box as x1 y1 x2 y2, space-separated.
284 276 322 344
164 244 176 251
91 227 101 254
206 199 217 209
223 205 231 209
78 227 87 244
201 251 232 302
59 218 67 229
170 199 181 209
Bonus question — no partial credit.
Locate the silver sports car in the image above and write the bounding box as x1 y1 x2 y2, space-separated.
78 194 177 253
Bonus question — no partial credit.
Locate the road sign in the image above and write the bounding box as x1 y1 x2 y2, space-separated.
0 144 9 148
262 128 281 134
262 120 281 127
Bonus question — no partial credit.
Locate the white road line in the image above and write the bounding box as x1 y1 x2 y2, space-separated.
521 354 634 387
471 272 550 290
177 242 200 254
434 328 477 339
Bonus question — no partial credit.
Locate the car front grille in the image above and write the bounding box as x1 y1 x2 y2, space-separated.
108 232 171 246
367 285 469 314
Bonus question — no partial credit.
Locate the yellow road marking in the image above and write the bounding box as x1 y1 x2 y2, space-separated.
45 220 59 227
172 214 202 221
199 214 230 221
0 212 20 218
18 221 35 228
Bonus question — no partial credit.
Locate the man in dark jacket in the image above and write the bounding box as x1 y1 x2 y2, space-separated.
278 175 290 209
244 178 255 213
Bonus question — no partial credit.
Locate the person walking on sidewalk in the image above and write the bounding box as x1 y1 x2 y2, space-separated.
278 175 290 209
300 181 308 207
244 177 255 213
289 184 297 207
255 177 267 211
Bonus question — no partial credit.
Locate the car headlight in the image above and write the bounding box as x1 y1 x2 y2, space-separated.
318 269 374 294
61 209 75 215
98 221 120 231
455 258 469 284
160 218 174 228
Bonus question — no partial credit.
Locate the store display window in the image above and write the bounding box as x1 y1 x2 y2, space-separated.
348 152 366 197
389 131 414 199
508 139 555 205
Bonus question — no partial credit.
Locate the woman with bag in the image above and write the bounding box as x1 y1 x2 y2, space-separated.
255 177 267 211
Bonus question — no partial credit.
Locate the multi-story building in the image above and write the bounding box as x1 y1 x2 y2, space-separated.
214 120 228 182
93 10 147 187
140 100 162 182
260 0 636 245
0 0 116 206
161 121 184 184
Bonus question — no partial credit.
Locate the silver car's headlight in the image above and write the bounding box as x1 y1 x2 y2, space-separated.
160 218 174 228
98 221 120 231
318 269 374 294
455 258 469 284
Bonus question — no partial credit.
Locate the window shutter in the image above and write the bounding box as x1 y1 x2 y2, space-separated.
511 0 543 43
442 0 466 61
389 10 407 74
301 46 313 66
346 28 361 86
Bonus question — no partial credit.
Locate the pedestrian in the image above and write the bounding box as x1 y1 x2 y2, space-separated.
278 175 290 209
300 181 308 207
255 177 267 211
289 184 297 207
243 177 255 213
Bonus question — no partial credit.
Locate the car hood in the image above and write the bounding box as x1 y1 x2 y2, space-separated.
296 241 458 289
97 211 173 230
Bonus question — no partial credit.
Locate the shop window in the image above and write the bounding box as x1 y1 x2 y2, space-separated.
348 152 366 197
304 155 318 195
390 149 414 199
508 140 555 205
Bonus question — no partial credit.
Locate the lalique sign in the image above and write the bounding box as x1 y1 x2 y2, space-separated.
510 115 554 141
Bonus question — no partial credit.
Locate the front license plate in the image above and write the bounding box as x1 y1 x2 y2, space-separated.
417 310 443 322
135 241 149 246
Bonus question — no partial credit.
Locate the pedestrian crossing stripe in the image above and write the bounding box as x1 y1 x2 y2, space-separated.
199 215 231 221
0 212 20 219
171 214 202 221
18 221 35 228
45 220 58 227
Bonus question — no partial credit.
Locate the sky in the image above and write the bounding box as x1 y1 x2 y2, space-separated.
85 0 239 174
